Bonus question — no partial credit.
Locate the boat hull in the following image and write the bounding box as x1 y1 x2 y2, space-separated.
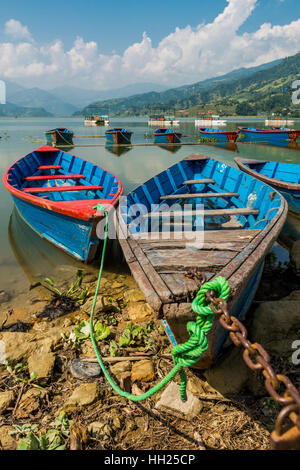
45 130 73 146
154 132 182 144
199 129 238 143
105 129 133 145
239 128 300 143
235 158 300 218
13 196 100 262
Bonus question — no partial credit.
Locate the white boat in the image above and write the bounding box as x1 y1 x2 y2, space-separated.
148 115 180 126
84 115 110 126
195 115 226 127
265 117 294 127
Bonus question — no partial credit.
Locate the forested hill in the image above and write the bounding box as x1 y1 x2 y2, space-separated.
77 53 300 116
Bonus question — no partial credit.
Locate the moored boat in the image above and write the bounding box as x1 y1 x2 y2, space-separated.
105 128 133 145
238 127 300 143
235 157 300 217
84 115 110 126
148 114 180 126
199 128 238 143
116 153 287 368
195 115 226 127
3 145 123 262
154 128 182 144
265 116 294 127
45 128 74 146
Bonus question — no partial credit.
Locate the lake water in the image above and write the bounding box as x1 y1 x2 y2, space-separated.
1 116 300 306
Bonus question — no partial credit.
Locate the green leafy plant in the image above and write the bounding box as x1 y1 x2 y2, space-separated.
5 362 45 390
72 320 111 344
11 413 72 451
118 321 156 350
31 269 89 304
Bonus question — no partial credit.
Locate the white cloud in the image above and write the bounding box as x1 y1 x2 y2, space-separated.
0 1 300 91
4 19 32 41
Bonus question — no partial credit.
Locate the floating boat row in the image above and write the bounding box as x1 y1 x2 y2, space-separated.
4 144 300 367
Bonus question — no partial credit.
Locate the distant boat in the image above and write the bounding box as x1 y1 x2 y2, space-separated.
117 153 287 368
3 145 123 262
154 128 182 144
195 115 226 127
105 128 133 145
235 157 300 218
148 115 180 126
84 115 110 126
238 127 300 143
199 128 238 143
45 128 74 147
265 116 294 127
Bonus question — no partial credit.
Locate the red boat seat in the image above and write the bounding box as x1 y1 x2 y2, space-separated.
23 185 103 194
24 174 86 182
37 165 62 171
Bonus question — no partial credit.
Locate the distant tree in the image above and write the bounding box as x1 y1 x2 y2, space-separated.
236 102 257 116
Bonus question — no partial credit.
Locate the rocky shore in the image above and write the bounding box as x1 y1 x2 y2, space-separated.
0 242 299 451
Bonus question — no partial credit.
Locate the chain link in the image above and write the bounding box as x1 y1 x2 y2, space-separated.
203 289 300 450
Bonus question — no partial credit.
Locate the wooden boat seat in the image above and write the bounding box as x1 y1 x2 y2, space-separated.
143 207 259 218
37 165 62 171
24 174 86 182
23 185 103 194
160 192 239 200
183 179 215 185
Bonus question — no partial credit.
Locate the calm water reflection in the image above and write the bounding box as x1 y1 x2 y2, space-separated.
1 117 300 293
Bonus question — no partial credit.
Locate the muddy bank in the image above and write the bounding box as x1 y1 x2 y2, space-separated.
0 246 299 451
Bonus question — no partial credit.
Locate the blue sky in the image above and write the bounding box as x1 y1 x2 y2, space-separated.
0 0 299 90
0 0 297 54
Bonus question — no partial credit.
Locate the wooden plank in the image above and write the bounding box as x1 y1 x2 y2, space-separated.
127 237 173 303
183 179 215 185
23 185 103 194
143 208 259 218
161 272 213 299
146 248 237 273
24 174 86 182
140 241 249 252
160 192 239 200
134 229 261 243
37 165 62 170
129 262 162 311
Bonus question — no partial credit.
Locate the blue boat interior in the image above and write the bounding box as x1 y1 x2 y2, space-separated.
8 148 120 204
155 128 180 135
244 161 300 184
122 157 283 234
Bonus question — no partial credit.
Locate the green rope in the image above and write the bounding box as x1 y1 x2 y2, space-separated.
90 205 230 403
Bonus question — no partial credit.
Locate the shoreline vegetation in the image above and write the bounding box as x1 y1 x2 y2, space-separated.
0 243 300 450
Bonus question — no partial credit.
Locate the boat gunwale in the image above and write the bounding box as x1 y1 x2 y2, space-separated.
3 145 123 222
234 157 300 191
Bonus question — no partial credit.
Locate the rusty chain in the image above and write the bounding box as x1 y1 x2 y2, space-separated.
203 288 300 451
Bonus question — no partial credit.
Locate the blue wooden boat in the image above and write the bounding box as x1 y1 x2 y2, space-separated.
199 128 238 143
235 157 300 217
117 153 287 368
154 128 182 144
105 128 133 145
45 128 74 146
3 145 123 262
238 127 300 143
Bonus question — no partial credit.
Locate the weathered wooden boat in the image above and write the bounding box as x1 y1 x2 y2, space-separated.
154 128 182 144
199 128 238 143
148 115 180 126
3 145 123 262
195 115 226 127
84 115 110 126
235 157 300 217
45 128 74 146
105 128 133 145
117 153 287 368
238 127 300 143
